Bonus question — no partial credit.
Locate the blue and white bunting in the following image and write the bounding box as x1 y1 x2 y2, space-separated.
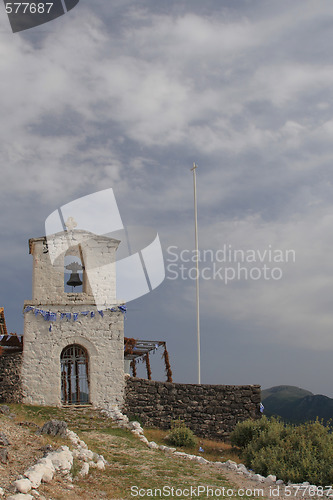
23 305 126 329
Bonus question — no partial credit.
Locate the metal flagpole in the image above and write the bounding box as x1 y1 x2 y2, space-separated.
191 162 201 384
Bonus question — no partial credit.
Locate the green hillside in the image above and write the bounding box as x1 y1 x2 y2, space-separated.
262 385 313 401
262 385 333 423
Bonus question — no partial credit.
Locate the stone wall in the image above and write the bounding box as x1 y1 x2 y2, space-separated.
0 352 22 403
124 377 261 440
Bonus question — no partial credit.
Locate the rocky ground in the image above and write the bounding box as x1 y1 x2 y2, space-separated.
0 404 328 500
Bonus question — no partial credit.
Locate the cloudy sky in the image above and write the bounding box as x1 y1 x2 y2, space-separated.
2 0 333 397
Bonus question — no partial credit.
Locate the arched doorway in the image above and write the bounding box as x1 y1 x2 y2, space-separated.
61 344 89 404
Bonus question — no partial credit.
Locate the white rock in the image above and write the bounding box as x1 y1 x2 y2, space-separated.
214 461 227 467
0 488 4 497
237 464 248 473
173 451 187 457
7 495 34 500
131 429 142 436
68 437 79 445
251 474 266 482
24 466 44 489
30 491 40 498
276 480 284 485
78 440 88 449
225 460 237 466
47 447 73 472
41 466 54 483
67 430 79 440
13 479 32 494
129 421 142 430
139 436 149 444
37 457 55 472
79 463 89 477
78 448 94 461
265 475 277 483
96 460 105 470
196 456 209 464
148 441 158 449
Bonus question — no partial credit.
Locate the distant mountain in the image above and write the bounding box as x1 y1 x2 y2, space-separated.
261 385 333 424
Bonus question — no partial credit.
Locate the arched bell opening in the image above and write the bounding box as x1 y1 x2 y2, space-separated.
61 344 89 404
64 247 85 294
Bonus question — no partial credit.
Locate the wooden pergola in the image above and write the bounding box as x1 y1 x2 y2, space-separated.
0 307 23 355
124 337 172 382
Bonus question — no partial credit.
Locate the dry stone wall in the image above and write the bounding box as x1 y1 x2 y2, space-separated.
124 377 261 439
0 353 22 403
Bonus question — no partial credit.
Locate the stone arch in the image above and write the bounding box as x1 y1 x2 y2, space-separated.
55 336 99 359
60 344 89 405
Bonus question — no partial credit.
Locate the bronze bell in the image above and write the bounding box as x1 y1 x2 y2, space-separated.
66 272 82 288
66 261 83 288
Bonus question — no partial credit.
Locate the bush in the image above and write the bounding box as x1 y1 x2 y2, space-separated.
166 419 197 448
242 417 288 465
231 417 333 485
230 415 274 449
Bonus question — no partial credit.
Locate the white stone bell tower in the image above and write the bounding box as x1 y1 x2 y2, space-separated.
22 228 125 409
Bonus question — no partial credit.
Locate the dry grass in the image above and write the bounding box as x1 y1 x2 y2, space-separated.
0 405 254 500
144 427 242 463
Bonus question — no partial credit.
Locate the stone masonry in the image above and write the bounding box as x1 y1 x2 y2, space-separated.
30 230 119 308
22 230 125 409
23 307 124 408
0 352 22 403
124 377 261 439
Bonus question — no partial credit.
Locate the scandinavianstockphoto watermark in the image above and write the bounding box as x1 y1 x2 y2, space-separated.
166 245 296 283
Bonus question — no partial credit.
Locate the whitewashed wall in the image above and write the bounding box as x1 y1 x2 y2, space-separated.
22 230 125 409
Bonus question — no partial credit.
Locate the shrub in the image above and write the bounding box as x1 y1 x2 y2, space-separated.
230 415 273 449
166 419 197 448
231 417 333 485
242 417 288 465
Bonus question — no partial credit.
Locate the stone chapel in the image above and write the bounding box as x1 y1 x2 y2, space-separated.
0 226 261 440
21 229 125 409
